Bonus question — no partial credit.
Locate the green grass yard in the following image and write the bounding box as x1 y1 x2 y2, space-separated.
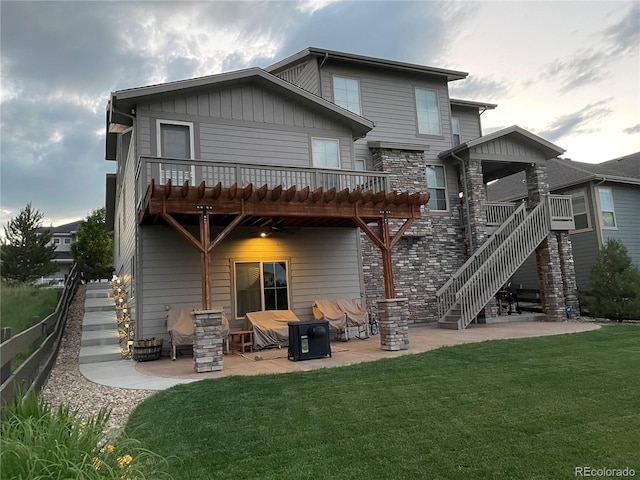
126 325 640 480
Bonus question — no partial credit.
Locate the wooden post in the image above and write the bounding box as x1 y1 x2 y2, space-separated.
379 216 395 299
198 206 213 310
1 327 12 384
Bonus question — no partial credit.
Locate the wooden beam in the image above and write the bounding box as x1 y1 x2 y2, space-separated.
160 213 203 252
199 211 212 310
208 203 246 253
379 217 395 299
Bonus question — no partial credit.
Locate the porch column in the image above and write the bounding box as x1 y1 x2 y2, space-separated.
191 309 224 373
464 157 488 250
525 163 549 208
535 234 565 321
376 298 409 351
558 232 580 317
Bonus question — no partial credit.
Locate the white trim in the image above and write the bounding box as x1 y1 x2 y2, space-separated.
596 186 617 230
425 164 448 212
414 87 442 136
232 259 291 320
311 137 341 169
451 116 461 147
332 74 362 115
156 119 195 159
568 189 591 233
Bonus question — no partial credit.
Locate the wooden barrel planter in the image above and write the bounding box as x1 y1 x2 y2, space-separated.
132 338 163 362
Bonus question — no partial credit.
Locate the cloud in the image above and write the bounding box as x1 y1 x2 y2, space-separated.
536 100 613 142
542 5 640 93
448 75 512 102
623 124 640 135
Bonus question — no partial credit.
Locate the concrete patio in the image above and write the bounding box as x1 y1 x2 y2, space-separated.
130 319 600 383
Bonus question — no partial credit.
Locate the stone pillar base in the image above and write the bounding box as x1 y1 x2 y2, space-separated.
191 310 224 373
376 298 409 351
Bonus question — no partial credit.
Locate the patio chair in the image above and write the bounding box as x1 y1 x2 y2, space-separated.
312 299 348 340
245 310 300 350
167 307 230 360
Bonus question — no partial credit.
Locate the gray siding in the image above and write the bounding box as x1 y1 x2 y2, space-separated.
451 105 482 143
319 64 454 169
273 59 320 94
602 184 640 268
470 137 546 162
135 82 356 169
570 230 600 291
139 226 362 339
113 128 138 321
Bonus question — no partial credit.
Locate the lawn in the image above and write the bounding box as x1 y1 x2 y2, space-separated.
126 325 640 480
0 284 60 369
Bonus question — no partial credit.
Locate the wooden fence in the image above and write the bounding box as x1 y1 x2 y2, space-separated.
0 264 80 407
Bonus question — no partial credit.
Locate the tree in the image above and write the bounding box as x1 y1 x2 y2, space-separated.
1 203 58 283
587 238 640 322
71 207 113 281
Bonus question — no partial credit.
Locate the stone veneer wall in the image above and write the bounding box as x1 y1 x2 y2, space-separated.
362 148 465 323
377 298 409 351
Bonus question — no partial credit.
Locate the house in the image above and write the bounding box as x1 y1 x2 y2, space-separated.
36 220 81 285
487 152 640 292
105 47 577 351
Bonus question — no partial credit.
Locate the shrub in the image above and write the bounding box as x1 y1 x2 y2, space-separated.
1 392 172 480
586 238 640 321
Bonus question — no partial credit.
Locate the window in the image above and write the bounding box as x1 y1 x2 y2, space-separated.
597 187 617 228
64 238 71 245
426 165 447 211
571 191 589 231
234 261 289 318
415 88 441 135
53 238 60 245
157 120 195 184
451 117 461 146
312 138 340 168
333 76 361 115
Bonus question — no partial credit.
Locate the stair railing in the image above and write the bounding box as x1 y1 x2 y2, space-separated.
456 199 551 329
436 201 527 319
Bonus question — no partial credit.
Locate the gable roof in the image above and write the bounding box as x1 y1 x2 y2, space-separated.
36 220 82 235
266 47 468 82
106 67 375 160
487 151 640 201
450 98 498 112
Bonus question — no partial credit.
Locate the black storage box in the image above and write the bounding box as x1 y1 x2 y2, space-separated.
288 321 332 361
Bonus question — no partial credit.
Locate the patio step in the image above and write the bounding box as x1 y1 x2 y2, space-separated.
81 329 120 347
79 344 122 364
84 296 116 312
82 310 118 331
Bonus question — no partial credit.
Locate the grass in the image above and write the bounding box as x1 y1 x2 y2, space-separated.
1 392 172 480
126 325 640 480
0 283 60 370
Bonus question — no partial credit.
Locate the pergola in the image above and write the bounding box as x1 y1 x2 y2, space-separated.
139 179 429 309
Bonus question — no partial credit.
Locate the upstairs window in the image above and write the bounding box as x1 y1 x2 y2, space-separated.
234 261 289 318
157 121 194 159
426 165 447 211
64 238 71 244
451 117 461 146
53 238 60 245
571 191 589 231
312 138 340 168
597 187 617 228
333 76 361 115
415 88 441 135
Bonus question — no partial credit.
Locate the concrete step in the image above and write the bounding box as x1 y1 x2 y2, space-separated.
83 311 118 331
85 289 113 299
81 329 120 347
79 345 122 364
438 320 462 330
85 281 113 290
479 313 547 324
84 296 116 312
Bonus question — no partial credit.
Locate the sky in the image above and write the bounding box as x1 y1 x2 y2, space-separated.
1 0 638 228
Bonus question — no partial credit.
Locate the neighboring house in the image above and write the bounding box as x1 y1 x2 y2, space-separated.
36 220 81 285
487 152 640 292
105 47 577 342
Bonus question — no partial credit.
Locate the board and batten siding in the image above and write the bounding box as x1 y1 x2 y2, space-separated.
134 82 357 170
469 137 546 162
138 225 363 339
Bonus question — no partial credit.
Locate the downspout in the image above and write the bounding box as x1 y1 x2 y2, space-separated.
318 52 329 98
450 151 474 254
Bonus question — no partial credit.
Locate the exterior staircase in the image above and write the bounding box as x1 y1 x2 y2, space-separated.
436 195 573 330
79 283 122 364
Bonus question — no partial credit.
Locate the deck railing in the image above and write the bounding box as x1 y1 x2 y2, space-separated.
136 157 390 209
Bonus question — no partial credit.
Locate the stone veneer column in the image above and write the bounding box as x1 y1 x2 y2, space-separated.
190 309 224 373
558 232 580 317
376 298 409 351
525 163 549 208
463 157 488 250
535 236 565 321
